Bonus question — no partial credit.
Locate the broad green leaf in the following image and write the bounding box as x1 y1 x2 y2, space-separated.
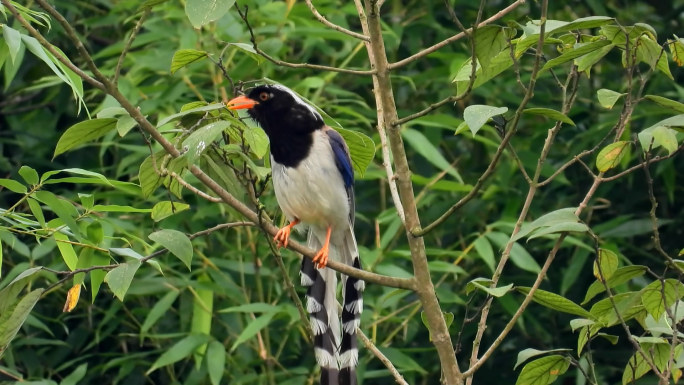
0 266 42 311
526 222 589 240
104 260 141 301
635 35 673 80
242 125 270 159
517 287 593 318
156 103 225 128
522 108 575 125
515 355 570 385
569 318 595 332
34 191 82 238
170 49 208 74
548 16 615 35
0 178 27 194
621 343 670 385
641 279 684 320
182 121 231 165
512 208 580 242
149 229 193 269
597 89 625 109
541 40 612 73
206 340 226 385
89 253 110 302
116 115 138 137
230 311 277 351
139 152 165 198
638 125 678 154
596 141 629 172
60 363 87 385
227 42 264 64
474 26 511 68
192 275 213 359
2 25 22 64
465 278 513 297
576 44 614 74
402 128 462 181
185 0 235 28
463 105 508 136
453 49 514 93
515 348 573 370
53 118 117 158
18 165 38 186
644 95 684 113
593 248 618 281
378 347 428 374
337 127 375 177
583 265 647 304
0 288 43 359
141 290 180 333
668 37 684 66
589 292 643 326
147 334 211 373
53 232 78 270
151 201 190 222
91 204 151 213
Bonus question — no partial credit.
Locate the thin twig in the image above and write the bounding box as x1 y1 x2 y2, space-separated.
167 170 223 203
114 8 150 86
358 329 409 385
235 3 375 76
304 0 369 41
389 0 526 70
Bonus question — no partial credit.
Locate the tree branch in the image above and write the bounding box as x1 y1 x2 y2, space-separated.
304 0 369 41
389 0 526 70
114 8 150 86
358 330 409 385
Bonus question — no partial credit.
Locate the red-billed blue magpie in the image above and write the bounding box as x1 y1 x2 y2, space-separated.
227 84 364 385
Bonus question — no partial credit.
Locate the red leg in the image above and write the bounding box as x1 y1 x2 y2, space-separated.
274 218 300 248
312 226 332 269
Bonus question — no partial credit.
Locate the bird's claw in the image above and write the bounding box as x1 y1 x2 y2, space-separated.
274 226 292 249
312 246 330 269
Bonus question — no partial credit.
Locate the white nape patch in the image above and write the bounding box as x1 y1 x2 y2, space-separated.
307 296 323 313
271 84 322 121
339 348 359 367
300 272 315 286
314 347 338 368
344 298 363 314
343 318 360 334
310 317 328 335
354 279 366 292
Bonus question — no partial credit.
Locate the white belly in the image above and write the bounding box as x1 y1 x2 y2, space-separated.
271 131 350 231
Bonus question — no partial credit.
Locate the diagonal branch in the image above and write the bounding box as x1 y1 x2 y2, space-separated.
389 0 526 70
114 8 151 86
304 0 369 41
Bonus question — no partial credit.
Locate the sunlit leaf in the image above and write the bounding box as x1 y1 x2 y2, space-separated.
104 260 141 301
463 105 508 136
149 229 193 269
53 118 117 158
596 141 630 172
597 89 625 109
515 355 570 385
185 0 235 28
517 287 593 318
170 49 208 74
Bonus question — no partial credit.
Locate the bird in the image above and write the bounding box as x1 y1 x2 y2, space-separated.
226 84 364 385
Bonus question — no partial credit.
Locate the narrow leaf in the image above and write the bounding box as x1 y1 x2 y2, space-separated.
147 334 211 373
141 290 180 333
515 355 570 385
517 287 593 318
206 340 226 385
18 165 38 186
230 311 277 351
170 49 208 74
523 108 575 125
53 118 117 158
644 95 684 113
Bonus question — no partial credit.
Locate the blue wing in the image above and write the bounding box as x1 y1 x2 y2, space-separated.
324 127 355 223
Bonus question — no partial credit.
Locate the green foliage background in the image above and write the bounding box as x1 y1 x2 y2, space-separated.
0 0 683 384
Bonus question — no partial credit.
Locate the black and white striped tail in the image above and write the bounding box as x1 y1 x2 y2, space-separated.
300 229 364 385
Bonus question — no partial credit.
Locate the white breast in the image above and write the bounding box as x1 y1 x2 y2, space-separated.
271 130 350 232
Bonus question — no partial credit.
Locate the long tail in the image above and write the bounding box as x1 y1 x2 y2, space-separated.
301 231 340 385
339 227 364 385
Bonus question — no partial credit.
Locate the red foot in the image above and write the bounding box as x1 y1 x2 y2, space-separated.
312 226 332 269
274 219 299 248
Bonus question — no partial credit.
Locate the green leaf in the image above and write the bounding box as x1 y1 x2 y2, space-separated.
463 105 508 136
638 125 679 154
512 208 581 242
149 229 193 269
34 191 82 238
170 49 208 74
473 236 495 273
522 108 575 125
643 95 684 113
474 26 511 68
157 103 225 128
91 204 151 213
151 201 190 222
147 334 211 373
378 347 428 374
220 303 280 313
141 290 180 333
182 121 231 165
227 42 264 64
230 311 277 351
641 279 684 320
191 275 213 360
576 44 614 74
635 35 673 80
53 118 117 158
517 287 593 318
337 127 375 177
515 355 570 385
597 89 625 109
668 37 684 66
53 232 78 270
0 266 43 311
18 165 38 186
60 363 87 385
515 348 573 370
116 115 138 137
593 248 619 281
2 25 22 64
589 292 643 326
139 151 165 198
0 178 27 194
582 265 647 304
402 128 462 181
185 0 235 28
453 49 514 93
621 343 670 385
465 277 513 297
206 340 226 385
541 40 612 73
104 260 141 301
0 288 43 359
595 141 630 172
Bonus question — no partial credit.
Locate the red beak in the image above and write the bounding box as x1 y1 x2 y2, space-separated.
226 95 258 110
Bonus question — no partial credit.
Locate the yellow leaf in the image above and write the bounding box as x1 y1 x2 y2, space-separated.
63 284 82 312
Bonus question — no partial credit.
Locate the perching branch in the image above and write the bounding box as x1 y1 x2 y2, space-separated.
235 3 375 76
304 0 370 41
358 330 409 385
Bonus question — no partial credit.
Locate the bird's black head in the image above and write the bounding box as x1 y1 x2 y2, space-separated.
227 84 324 136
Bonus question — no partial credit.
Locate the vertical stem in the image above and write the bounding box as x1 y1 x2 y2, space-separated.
361 0 461 383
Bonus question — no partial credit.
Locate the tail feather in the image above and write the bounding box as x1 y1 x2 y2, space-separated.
339 229 364 385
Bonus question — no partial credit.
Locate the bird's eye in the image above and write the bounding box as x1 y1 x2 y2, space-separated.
259 92 270 101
